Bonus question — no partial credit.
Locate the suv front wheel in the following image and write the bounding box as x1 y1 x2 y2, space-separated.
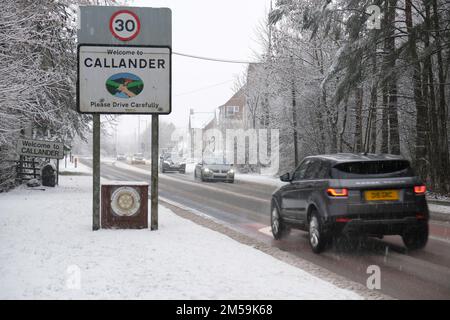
271 205 290 240
309 210 329 254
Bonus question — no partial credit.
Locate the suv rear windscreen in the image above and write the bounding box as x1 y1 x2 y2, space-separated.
331 160 414 179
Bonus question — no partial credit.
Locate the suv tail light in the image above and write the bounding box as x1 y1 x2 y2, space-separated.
336 217 352 223
414 185 426 195
327 188 348 197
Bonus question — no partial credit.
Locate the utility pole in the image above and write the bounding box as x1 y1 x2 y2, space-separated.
138 115 141 153
151 115 159 230
135 128 138 152
145 119 148 155
93 114 100 231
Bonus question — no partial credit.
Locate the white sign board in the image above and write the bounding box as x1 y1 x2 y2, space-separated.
78 45 171 114
17 139 64 159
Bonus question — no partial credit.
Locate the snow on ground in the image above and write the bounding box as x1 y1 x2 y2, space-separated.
428 204 450 215
59 158 92 174
235 173 287 188
0 175 362 300
427 192 450 202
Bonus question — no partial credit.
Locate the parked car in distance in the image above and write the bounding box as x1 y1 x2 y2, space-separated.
160 154 186 173
271 153 429 253
131 153 146 165
194 157 234 183
116 153 126 161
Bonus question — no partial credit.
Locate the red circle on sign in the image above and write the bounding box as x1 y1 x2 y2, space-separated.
109 10 141 41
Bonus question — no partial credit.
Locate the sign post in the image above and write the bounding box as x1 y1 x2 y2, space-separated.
77 6 172 231
93 114 101 230
56 159 59 185
151 115 159 230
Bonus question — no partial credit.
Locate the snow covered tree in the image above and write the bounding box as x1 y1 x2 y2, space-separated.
0 0 119 190
246 0 450 193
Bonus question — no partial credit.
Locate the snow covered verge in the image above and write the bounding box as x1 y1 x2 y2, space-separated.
59 158 92 175
0 175 362 299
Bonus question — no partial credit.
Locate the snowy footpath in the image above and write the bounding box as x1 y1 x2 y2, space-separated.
0 175 362 299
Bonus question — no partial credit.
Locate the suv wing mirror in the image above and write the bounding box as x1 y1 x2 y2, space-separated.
280 172 291 182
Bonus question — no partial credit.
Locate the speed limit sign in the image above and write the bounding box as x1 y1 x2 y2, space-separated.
109 10 141 41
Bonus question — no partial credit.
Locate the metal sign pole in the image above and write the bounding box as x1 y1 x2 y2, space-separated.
93 114 101 231
56 159 59 185
151 114 159 230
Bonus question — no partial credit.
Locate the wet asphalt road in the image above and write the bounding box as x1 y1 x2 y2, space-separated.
82 159 450 299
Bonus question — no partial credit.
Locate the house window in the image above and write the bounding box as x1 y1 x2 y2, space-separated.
226 106 240 117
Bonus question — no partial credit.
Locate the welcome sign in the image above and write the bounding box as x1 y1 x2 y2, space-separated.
77 45 171 114
17 139 64 159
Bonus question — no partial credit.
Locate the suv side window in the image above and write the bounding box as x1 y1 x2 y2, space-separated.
292 160 310 181
317 160 331 179
303 159 321 180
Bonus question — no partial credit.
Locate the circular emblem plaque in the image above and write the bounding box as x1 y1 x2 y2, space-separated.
111 187 141 217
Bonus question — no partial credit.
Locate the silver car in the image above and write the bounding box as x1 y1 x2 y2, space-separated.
131 153 146 165
194 157 235 183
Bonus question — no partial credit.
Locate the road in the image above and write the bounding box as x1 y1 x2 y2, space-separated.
82 159 450 299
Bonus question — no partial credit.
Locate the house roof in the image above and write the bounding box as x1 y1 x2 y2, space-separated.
189 112 215 129
220 87 246 108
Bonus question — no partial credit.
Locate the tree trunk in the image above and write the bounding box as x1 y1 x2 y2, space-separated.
406 0 428 180
381 85 389 153
354 87 363 152
316 103 326 154
370 102 377 153
292 79 299 167
424 0 440 190
339 96 349 153
432 0 450 192
368 54 378 153
386 0 400 155
388 83 400 154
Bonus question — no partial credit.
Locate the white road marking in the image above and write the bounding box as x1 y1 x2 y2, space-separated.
429 236 450 244
258 226 273 237
159 196 226 225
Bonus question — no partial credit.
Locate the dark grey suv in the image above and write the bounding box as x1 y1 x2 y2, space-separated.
271 153 429 253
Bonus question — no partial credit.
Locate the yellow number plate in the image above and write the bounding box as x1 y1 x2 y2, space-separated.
364 190 399 201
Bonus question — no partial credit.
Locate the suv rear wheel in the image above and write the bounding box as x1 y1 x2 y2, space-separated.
271 205 290 240
402 222 428 250
309 210 329 254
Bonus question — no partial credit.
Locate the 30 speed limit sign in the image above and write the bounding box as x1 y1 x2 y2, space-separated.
109 10 141 41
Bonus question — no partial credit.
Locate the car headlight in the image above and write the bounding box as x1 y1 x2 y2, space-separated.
228 169 235 174
203 168 211 173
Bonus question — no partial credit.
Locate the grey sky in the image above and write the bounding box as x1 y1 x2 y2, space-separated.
115 0 271 141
